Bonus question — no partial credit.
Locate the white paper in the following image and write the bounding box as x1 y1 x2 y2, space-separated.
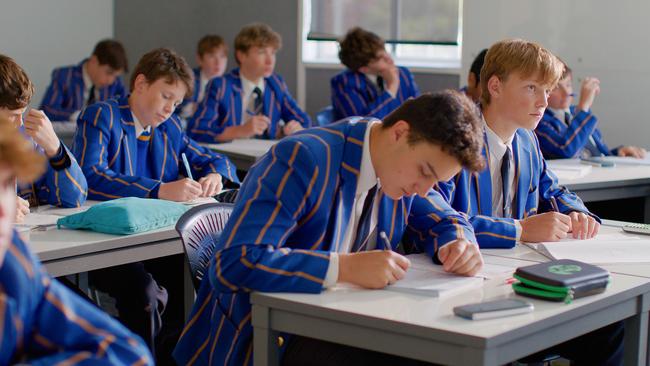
533 232 650 264
600 155 650 166
546 163 592 180
182 196 218 206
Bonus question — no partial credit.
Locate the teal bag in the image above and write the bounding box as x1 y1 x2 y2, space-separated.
57 197 189 235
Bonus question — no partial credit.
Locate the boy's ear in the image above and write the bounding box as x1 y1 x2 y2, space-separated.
487 75 501 100
133 74 148 92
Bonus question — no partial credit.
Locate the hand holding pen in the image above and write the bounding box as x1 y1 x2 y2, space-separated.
157 153 202 202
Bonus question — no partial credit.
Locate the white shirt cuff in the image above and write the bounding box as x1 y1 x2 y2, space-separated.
515 220 522 241
69 110 81 123
323 252 339 288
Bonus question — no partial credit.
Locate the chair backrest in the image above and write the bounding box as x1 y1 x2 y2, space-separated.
175 202 234 290
315 105 334 126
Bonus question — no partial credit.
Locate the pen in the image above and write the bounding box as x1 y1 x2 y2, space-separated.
549 196 560 212
379 231 392 251
181 152 194 180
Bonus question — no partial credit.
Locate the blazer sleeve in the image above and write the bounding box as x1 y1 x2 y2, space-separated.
187 78 226 143
275 75 311 128
73 104 162 200
207 140 332 294
331 73 404 119
535 110 599 158
40 68 78 122
19 144 88 207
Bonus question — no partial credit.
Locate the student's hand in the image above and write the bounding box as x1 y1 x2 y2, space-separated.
198 173 223 197
437 239 483 276
23 109 61 157
520 212 572 242
617 146 646 158
337 250 411 288
379 66 400 97
14 196 30 223
568 211 599 239
282 120 304 136
576 77 600 112
158 178 203 202
241 115 270 138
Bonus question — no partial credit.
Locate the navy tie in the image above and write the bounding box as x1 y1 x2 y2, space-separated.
501 146 512 217
351 184 378 252
86 85 96 106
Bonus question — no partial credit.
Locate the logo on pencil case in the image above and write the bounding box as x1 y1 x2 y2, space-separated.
548 264 581 275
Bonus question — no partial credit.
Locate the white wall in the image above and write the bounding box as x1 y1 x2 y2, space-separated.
0 0 114 106
462 0 650 148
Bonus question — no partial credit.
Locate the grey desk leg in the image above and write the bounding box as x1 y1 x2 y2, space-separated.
624 293 649 366
183 261 195 320
252 304 279 366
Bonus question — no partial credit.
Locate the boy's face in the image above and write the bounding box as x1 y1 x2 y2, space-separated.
377 121 461 200
0 107 25 128
547 74 573 110
360 49 395 75
87 55 124 88
489 71 551 130
0 164 16 261
237 46 276 80
198 47 228 79
132 76 187 128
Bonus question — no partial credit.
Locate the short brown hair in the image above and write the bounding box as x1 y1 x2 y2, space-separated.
92 39 128 72
234 23 282 64
338 27 385 71
129 48 194 98
197 35 228 57
0 54 34 110
382 91 485 172
480 39 563 106
0 120 45 183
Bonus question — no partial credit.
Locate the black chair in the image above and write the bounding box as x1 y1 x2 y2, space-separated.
175 202 234 291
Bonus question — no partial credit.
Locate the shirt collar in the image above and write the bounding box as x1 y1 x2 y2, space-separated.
549 107 570 123
358 120 380 195
131 112 151 137
241 74 265 97
484 118 513 160
363 72 379 87
82 62 93 91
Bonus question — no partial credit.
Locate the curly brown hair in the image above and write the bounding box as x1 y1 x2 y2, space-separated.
234 23 281 64
338 27 385 71
382 91 485 172
0 120 45 183
0 54 34 110
129 48 194 98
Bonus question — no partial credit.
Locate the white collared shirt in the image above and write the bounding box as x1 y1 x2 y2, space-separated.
240 75 265 122
131 112 151 138
197 71 211 103
362 72 396 98
82 62 97 105
549 107 570 124
324 120 381 287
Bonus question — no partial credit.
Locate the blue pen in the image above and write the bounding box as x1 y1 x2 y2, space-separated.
181 152 194 180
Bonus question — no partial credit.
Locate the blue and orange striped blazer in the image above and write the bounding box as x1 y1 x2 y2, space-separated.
173 118 476 366
72 97 239 201
1 230 153 365
17 132 87 208
535 106 615 159
436 128 593 249
330 66 420 121
175 67 203 116
40 59 126 121
187 68 311 142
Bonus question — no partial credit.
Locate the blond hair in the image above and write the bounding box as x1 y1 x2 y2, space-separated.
234 23 281 64
480 39 563 106
0 121 45 182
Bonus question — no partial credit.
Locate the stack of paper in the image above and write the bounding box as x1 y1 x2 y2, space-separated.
531 232 650 264
600 156 650 166
546 163 592 180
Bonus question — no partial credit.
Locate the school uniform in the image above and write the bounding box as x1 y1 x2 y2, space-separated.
40 59 126 121
17 130 87 208
175 67 211 118
72 96 239 201
535 106 616 159
173 118 475 366
436 124 593 249
0 230 153 365
330 66 419 121
187 69 311 142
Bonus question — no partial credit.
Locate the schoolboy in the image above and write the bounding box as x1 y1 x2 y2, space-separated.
40 39 128 121
188 23 310 142
331 27 420 120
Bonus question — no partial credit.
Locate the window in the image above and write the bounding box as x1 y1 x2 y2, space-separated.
302 0 462 69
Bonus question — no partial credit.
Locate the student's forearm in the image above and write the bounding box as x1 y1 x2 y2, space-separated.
216 125 247 142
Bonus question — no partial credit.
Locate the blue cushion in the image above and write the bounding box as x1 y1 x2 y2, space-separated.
57 197 189 235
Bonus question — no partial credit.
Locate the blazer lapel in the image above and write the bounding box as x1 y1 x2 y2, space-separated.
118 98 138 176
475 132 493 215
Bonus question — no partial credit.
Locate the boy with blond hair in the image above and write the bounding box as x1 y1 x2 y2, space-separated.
0 54 87 223
0 121 152 365
188 23 310 142
177 34 229 118
436 39 622 364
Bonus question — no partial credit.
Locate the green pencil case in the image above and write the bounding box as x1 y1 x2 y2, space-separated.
512 259 610 304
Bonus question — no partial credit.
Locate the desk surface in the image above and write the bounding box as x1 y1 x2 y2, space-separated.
252 254 650 365
201 139 276 170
